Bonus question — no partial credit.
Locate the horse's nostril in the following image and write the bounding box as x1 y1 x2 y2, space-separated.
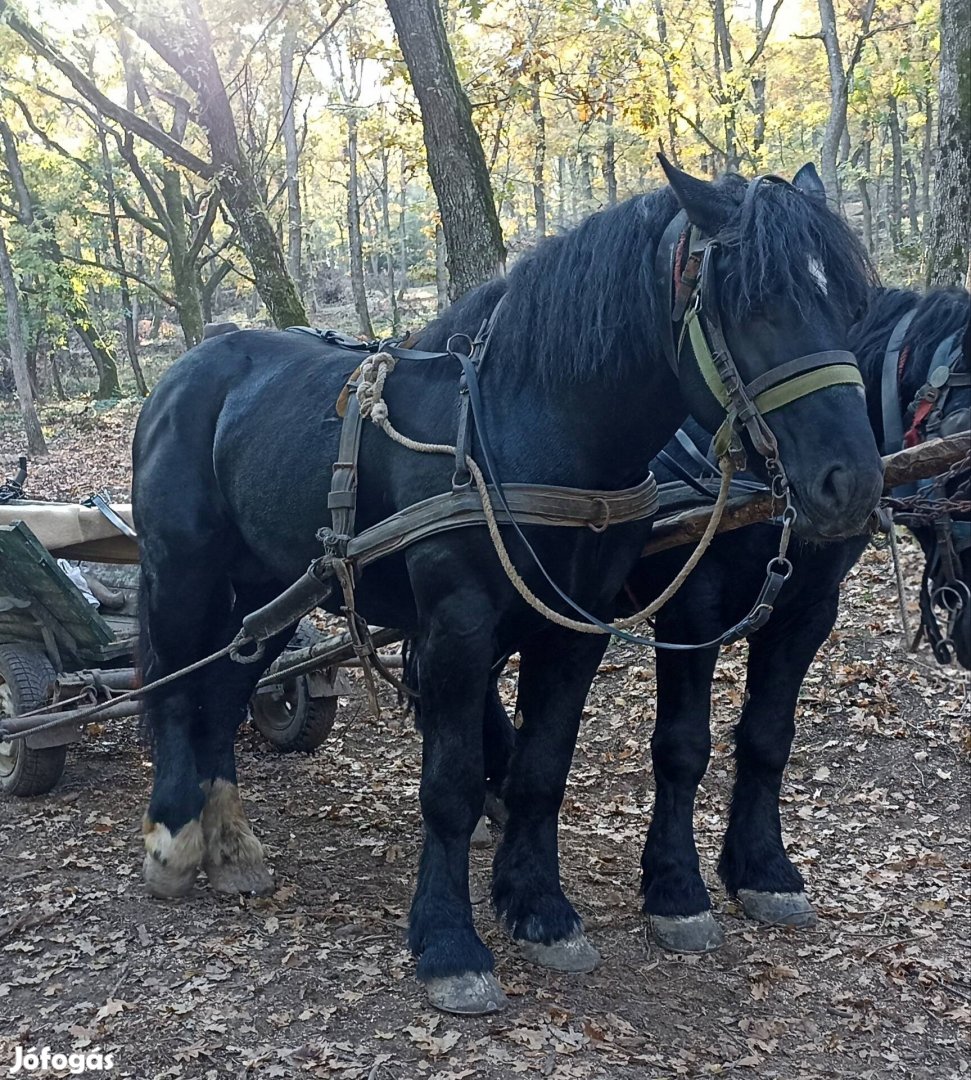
817 464 850 507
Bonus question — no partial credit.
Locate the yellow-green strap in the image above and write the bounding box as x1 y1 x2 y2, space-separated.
686 309 864 415
753 364 863 415
686 308 730 408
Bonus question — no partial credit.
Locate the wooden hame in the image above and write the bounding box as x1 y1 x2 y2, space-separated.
641 433 968 556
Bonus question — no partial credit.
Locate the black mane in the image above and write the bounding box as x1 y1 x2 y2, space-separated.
414 173 876 385
717 174 877 324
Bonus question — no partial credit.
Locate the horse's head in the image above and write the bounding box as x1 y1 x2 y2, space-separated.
878 290 971 669
658 157 883 541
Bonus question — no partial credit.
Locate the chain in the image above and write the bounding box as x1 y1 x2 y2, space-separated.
881 450 971 521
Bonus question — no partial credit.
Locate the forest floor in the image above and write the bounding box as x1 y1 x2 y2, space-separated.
0 400 969 1080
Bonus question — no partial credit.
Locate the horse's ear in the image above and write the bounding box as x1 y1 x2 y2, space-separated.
657 154 733 235
793 162 826 203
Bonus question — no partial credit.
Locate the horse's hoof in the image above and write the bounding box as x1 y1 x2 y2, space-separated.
738 890 817 928
470 815 492 849
425 972 508 1015
143 853 198 898
650 911 724 953
204 859 275 896
518 932 600 973
142 818 204 899
201 779 273 895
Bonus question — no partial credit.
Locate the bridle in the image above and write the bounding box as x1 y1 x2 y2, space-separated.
881 310 970 662
654 175 866 503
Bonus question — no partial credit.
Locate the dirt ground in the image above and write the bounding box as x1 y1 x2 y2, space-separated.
1 404 969 1080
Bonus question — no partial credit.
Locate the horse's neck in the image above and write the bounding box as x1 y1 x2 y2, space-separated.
485 362 684 489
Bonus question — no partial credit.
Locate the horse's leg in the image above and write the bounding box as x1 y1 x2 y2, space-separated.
140 555 226 899
717 595 838 928
640 645 724 953
491 628 605 973
193 581 291 896
408 592 505 1015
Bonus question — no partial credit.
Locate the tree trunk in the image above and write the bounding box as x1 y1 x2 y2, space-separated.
818 0 876 206
162 169 205 348
96 124 148 394
653 0 682 165
887 96 903 250
817 0 847 203
4 150 122 400
904 160 920 237
0 224 47 457
114 0 308 327
711 0 740 172
380 147 399 335
385 0 505 300
530 74 547 237
926 0 971 285
920 91 933 216
398 152 409 300
602 94 618 206
346 113 374 339
281 23 303 290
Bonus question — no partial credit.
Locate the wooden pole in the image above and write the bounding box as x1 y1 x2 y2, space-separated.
642 434 969 556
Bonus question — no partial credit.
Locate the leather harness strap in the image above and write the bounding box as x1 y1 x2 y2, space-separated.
881 309 917 453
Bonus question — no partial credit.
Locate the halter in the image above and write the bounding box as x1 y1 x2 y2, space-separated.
655 176 865 495
880 308 970 662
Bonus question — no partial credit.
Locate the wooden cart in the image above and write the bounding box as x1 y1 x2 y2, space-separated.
0 504 348 797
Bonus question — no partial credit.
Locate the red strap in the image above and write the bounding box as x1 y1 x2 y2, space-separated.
897 344 911 383
904 398 934 448
673 232 688 291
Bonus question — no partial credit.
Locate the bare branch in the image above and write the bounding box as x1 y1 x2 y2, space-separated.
60 252 179 307
0 0 213 177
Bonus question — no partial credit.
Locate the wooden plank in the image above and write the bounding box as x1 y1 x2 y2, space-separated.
642 433 969 556
0 523 117 658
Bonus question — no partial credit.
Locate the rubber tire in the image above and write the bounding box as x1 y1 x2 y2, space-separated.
0 644 66 798
249 620 339 753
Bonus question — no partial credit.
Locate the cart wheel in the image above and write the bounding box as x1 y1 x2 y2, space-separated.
250 676 339 752
0 644 66 797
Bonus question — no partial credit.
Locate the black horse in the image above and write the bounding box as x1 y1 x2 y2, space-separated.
610 284 970 952
132 159 882 1014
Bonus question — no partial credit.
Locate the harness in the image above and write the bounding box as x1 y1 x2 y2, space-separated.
231 182 872 682
653 175 865 482
880 309 970 661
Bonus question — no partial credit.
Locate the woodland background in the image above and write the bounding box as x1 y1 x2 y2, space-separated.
0 0 968 442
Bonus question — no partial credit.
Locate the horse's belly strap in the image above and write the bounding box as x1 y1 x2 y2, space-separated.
347 475 660 569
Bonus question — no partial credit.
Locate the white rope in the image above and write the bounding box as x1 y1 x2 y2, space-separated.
355 353 734 634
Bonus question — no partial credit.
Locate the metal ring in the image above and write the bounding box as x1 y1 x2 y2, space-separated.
932 582 969 614
588 497 611 533
766 556 794 581
446 333 474 358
